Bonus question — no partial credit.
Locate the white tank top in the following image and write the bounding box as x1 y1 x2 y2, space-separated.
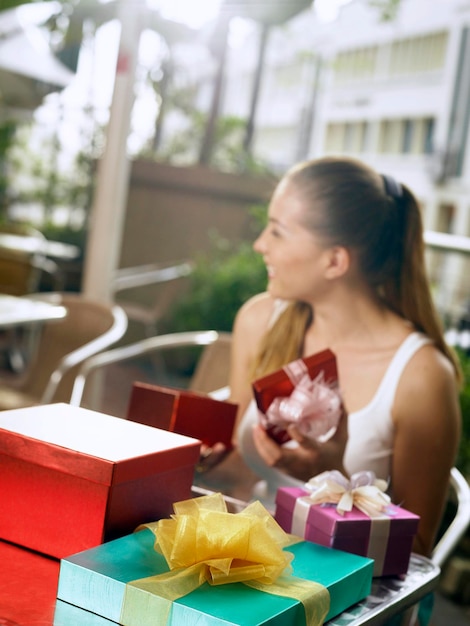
343 332 431 479
237 330 431 509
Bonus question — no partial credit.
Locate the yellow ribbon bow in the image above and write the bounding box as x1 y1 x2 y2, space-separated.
304 470 391 517
123 493 329 626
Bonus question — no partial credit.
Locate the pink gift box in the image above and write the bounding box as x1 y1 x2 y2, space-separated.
275 487 420 577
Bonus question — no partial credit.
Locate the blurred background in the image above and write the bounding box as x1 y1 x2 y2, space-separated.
1 0 470 320
1 0 470 615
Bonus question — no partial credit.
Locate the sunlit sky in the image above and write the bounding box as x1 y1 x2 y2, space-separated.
148 0 353 27
35 0 354 165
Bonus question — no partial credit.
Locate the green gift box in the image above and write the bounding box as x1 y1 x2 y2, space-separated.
56 527 373 625
54 600 117 625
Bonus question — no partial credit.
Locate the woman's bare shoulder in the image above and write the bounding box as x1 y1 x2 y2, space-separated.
395 340 460 429
237 291 276 320
234 292 277 332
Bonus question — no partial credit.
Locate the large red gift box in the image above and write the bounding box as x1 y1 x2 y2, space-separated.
252 349 338 443
0 539 60 625
127 381 238 450
275 487 420 577
0 403 200 559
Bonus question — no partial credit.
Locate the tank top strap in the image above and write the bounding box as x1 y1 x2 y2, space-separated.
370 332 432 409
268 299 289 329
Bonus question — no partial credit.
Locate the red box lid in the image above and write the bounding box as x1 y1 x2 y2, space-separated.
0 403 201 486
253 350 338 443
253 350 338 413
127 382 238 450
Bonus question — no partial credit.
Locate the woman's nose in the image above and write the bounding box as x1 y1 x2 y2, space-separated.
253 230 266 254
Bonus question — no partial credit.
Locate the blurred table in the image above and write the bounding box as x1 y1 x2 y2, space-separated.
0 294 67 372
1 481 442 626
326 554 439 625
0 294 67 330
0 233 80 260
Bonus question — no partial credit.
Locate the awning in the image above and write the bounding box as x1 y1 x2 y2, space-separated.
0 1 74 111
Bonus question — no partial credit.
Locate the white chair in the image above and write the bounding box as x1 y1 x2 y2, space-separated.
432 467 470 568
69 330 232 409
0 293 128 408
111 260 194 337
399 467 470 626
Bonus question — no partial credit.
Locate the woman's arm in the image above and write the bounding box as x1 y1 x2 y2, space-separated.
391 345 461 556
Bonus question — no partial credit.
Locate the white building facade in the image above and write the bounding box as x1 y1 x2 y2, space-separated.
221 0 470 322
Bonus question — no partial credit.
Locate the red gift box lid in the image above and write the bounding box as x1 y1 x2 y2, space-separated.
252 349 338 413
253 350 338 443
0 403 201 486
127 381 238 450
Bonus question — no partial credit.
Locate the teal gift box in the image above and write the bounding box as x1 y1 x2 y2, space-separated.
56 527 373 625
54 600 117 625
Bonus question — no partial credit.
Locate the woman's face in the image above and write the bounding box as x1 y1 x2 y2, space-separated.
253 179 334 304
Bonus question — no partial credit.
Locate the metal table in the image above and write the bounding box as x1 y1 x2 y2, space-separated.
0 233 80 260
0 487 441 626
0 294 67 372
326 554 440 625
0 294 67 330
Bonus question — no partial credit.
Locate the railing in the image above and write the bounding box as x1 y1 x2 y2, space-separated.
424 231 470 256
424 231 470 347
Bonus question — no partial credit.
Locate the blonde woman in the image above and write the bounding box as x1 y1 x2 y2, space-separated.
204 157 461 569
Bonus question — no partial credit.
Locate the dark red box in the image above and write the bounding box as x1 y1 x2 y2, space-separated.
127 381 238 450
252 349 338 443
0 403 200 559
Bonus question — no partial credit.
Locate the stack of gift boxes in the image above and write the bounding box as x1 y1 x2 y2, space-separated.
0 353 420 625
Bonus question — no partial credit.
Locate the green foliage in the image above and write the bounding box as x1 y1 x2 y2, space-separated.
367 0 402 21
456 348 470 477
162 238 266 333
162 208 267 333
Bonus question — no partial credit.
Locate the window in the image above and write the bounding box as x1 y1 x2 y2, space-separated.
379 119 403 153
324 123 345 153
423 118 434 154
402 119 413 153
333 31 448 85
333 46 378 84
389 31 448 76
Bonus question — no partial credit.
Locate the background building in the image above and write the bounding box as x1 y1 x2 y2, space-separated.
221 0 470 322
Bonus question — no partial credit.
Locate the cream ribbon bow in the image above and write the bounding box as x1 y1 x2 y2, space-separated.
303 470 391 517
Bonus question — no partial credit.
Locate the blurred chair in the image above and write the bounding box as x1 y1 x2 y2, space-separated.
69 330 232 409
111 260 194 337
0 222 63 295
0 292 128 410
401 467 470 626
432 467 470 568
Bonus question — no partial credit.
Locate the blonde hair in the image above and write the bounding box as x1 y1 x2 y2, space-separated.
251 157 461 383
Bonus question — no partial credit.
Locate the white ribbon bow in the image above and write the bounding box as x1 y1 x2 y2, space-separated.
303 470 391 517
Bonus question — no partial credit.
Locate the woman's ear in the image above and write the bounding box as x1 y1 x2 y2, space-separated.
324 246 350 279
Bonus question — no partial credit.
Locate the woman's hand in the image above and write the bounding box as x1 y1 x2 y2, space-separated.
252 407 349 481
196 442 228 474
